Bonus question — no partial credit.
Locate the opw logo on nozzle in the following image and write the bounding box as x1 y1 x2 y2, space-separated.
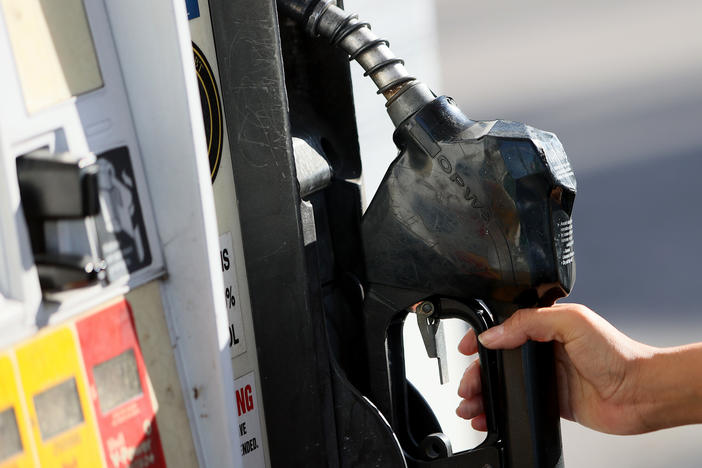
408 122 492 222
433 151 492 222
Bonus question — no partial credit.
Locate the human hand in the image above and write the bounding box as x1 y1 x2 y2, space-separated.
455 303 660 435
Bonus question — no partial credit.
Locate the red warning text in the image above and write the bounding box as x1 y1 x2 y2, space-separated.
236 385 254 416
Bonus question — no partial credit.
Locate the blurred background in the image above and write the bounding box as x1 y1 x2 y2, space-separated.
347 0 702 466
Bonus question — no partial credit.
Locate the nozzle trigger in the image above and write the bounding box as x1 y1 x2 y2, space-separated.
414 301 449 384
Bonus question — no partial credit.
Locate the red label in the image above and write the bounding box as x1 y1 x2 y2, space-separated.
235 384 254 416
76 300 166 468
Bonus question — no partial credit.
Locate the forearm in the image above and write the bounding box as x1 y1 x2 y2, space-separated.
635 342 702 431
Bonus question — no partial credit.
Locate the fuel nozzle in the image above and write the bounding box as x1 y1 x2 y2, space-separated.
280 0 576 304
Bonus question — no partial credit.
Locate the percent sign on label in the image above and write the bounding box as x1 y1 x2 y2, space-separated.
225 285 240 348
225 285 236 309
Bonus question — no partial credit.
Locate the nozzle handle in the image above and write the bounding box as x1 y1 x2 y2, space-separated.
484 300 564 468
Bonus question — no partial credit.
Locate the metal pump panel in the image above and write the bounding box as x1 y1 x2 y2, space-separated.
0 1 240 466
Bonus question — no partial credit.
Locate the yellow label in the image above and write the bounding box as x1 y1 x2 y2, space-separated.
15 327 104 468
0 354 36 468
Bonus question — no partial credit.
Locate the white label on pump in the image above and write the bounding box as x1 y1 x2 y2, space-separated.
219 232 246 357
234 372 265 467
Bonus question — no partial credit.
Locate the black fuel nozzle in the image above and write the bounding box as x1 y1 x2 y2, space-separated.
279 1 575 467
364 96 576 306
361 96 574 468
277 0 575 299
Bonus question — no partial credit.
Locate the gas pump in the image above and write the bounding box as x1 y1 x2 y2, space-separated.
0 1 239 467
209 0 575 467
1 1 576 467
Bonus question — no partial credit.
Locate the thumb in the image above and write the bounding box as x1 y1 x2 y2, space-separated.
478 304 583 349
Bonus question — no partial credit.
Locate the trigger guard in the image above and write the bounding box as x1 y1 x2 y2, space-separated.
434 297 503 450
435 297 495 334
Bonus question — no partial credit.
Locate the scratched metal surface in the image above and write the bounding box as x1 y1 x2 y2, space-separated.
208 1 336 465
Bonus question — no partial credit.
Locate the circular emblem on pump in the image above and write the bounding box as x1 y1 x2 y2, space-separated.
192 42 223 182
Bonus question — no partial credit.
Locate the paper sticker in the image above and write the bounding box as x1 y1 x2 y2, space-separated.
185 0 200 20
76 300 166 468
219 232 246 357
0 355 35 468
96 146 153 281
234 372 264 467
15 326 103 467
